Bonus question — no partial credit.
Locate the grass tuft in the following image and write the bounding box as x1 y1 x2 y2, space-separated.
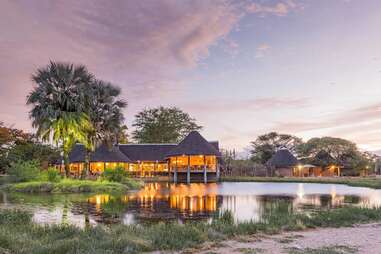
4 178 142 194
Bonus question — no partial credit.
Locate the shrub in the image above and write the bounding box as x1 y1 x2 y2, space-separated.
6 160 40 182
47 167 61 182
102 167 126 183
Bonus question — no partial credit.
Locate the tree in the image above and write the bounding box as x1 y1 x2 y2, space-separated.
298 137 373 173
0 122 34 173
0 122 60 173
7 142 60 169
27 62 94 177
250 132 303 164
132 106 202 143
81 80 127 176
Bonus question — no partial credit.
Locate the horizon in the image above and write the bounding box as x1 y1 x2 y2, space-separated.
1 0 381 154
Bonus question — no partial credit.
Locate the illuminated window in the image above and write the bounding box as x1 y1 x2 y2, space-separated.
129 163 139 171
205 156 217 171
90 162 104 173
156 163 168 172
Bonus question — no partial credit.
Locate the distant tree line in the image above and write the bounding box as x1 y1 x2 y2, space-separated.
238 132 376 176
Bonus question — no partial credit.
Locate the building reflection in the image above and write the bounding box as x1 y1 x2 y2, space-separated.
83 183 221 223
68 183 381 225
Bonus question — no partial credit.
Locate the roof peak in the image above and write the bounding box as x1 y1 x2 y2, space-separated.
166 131 220 157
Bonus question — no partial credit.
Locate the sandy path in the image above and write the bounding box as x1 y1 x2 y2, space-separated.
188 223 381 254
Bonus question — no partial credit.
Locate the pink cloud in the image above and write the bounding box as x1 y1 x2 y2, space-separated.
271 102 381 150
246 0 302 17
183 97 310 114
0 0 242 130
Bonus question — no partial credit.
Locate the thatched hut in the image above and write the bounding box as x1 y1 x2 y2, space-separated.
267 149 299 177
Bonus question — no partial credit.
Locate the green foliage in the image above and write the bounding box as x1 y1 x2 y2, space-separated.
102 167 126 183
7 142 60 169
6 160 40 182
250 132 303 164
5 179 135 193
47 167 61 182
27 61 95 177
298 137 375 173
0 210 32 225
0 121 60 174
85 80 127 147
132 106 202 143
1 205 380 253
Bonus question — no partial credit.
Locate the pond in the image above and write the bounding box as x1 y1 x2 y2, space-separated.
1 182 381 227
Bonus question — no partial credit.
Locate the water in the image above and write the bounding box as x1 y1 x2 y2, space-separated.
1 182 381 227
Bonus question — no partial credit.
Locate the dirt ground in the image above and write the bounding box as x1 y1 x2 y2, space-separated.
186 223 381 254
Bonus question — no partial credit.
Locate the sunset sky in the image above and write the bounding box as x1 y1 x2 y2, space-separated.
1 0 381 154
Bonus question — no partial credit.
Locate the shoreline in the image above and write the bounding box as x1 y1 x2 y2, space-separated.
221 176 381 189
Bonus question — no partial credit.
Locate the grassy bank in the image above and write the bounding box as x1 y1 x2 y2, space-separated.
221 176 381 189
1 205 381 253
3 178 143 194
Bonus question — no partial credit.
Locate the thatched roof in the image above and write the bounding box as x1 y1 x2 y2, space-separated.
119 144 176 162
68 144 131 163
67 131 220 163
267 149 298 168
166 131 221 157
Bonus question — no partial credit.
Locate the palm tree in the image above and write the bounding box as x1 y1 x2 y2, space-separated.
81 80 127 177
38 112 92 176
27 61 94 177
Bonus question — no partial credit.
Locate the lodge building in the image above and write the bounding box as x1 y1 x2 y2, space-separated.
267 148 342 177
64 131 221 183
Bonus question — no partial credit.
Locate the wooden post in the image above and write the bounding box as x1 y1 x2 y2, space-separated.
216 158 220 181
203 155 207 184
187 155 190 184
174 157 178 184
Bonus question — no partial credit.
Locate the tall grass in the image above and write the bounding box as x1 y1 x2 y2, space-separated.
1 204 381 253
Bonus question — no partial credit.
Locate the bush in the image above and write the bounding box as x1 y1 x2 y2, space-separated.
6 160 40 182
102 167 126 183
47 167 61 182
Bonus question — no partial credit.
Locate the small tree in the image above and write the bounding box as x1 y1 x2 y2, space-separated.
132 106 202 143
250 132 303 164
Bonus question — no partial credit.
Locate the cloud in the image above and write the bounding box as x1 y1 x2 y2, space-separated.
271 102 381 150
246 0 302 17
183 97 310 114
255 43 271 58
0 0 243 129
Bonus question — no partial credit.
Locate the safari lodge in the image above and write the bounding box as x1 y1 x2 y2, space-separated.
62 131 221 183
267 149 343 177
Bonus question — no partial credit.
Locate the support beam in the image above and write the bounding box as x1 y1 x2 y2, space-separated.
187 155 190 184
203 155 207 184
216 160 220 181
174 167 177 183
174 157 178 184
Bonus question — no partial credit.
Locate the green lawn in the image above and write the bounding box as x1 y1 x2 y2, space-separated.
221 176 381 189
1 205 381 253
3 178 143 194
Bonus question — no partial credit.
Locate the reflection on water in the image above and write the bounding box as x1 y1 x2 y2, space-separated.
1 182 381 227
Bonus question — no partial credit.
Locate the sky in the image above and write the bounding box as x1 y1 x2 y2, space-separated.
1 0 381 155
